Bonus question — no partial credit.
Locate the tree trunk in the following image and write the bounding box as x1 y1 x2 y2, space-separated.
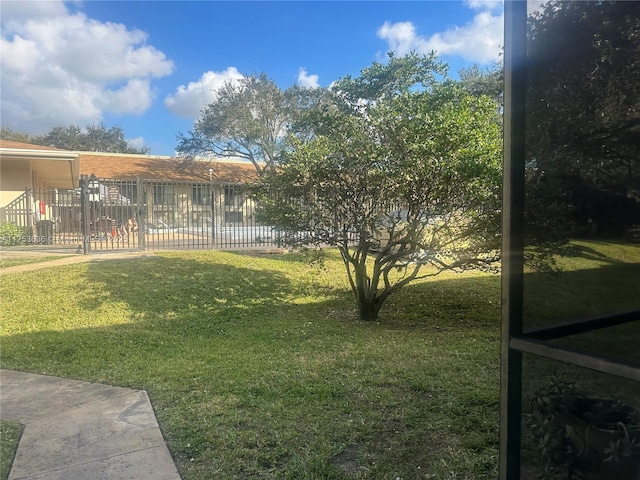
340 245 386 321
357 298 382 321
354 269 384 321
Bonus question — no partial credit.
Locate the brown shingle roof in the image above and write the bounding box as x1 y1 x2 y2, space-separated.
0 139 68 151
79 152 259 184
0 140 259 184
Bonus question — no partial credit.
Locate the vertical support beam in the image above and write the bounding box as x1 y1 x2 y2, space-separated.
500 1 527 478
25 188 34 232
211 183 216 247
80 174 91 254
136 177 145 251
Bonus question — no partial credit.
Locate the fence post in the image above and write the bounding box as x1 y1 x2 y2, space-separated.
137 177 145 251
211 182 216 248
79 174 91 254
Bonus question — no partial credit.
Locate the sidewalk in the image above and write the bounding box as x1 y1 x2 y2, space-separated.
0 369 181 480
0 250 157 275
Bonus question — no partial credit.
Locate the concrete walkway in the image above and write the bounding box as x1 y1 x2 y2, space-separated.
0 250 157 275
0 369 181 480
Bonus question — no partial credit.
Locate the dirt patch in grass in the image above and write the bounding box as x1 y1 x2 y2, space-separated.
332 443 363 476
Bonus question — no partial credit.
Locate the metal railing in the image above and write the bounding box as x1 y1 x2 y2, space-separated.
2 177 282 252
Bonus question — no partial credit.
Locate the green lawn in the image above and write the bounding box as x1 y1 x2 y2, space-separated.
1 242 637 479
0 420 23 480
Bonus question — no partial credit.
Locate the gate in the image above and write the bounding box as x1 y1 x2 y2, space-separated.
79 175 141 253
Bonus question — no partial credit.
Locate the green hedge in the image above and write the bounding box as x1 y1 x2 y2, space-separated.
0 222 29 246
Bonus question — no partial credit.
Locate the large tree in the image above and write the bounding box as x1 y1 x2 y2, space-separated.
176 73 305 176
255 53 502 321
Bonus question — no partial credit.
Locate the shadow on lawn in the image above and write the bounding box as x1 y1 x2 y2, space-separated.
76 255 312 324
1 256 504 480
549 241 631 265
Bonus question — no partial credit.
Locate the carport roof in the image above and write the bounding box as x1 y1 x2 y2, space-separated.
0 140 79 188
0 140 69 151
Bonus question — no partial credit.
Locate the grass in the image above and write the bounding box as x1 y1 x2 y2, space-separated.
0 256 66 269
0 241 637 479
0 420 23 480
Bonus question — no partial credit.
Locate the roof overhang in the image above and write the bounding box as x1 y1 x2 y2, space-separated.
0 147 80 188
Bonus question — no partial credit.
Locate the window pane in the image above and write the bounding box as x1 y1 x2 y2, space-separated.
522 1 640 333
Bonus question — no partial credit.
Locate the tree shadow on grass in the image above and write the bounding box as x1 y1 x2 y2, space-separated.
74 254 325 333
1 254 507 479
553 241 631 264
522 261 640 329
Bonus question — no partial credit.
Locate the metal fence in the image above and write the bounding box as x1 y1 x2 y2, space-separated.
2 176 282 252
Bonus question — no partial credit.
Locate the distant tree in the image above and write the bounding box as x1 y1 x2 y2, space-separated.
0 127 45 145
42 123 150 154
255 53 502 321
525 1 640 240
176 73 303 176
1 124 149 154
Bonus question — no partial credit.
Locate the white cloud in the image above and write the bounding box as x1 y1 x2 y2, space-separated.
377 21 420 57
0 0 68 25
127 136 147 151
0 1 174 134
377 7 503 64
297 68 320 89
164 67 244 119
101 79 155 115
466 0 503 11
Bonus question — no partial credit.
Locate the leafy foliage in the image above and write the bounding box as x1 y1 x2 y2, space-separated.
458 63 503 107
528 374 640 480
176 73 305 176
0 123 149 154
0 127 42 145
255 54 502 321
0 222 28 246
525 1 640 241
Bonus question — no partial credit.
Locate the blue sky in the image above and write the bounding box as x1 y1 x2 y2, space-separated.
1 1 504 155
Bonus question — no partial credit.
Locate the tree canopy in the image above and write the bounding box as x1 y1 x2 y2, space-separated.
0 123 149 154
176 73 303 176
525 0 640 240
255 53 502 321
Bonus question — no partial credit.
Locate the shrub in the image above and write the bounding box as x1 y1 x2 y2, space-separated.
0 222 29 246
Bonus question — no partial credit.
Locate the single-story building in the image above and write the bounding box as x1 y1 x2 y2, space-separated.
0 140 264 249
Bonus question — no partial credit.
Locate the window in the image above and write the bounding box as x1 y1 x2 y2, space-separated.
119 183 138 204
501 3 640 478
224 211 243 224
224 185 243 207
153 185 174 204
192 185 210 205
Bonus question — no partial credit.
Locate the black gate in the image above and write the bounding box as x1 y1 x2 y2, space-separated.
2 187 83 248
80 175 141 253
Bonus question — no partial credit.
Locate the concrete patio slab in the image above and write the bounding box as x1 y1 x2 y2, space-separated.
0 369 181 480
